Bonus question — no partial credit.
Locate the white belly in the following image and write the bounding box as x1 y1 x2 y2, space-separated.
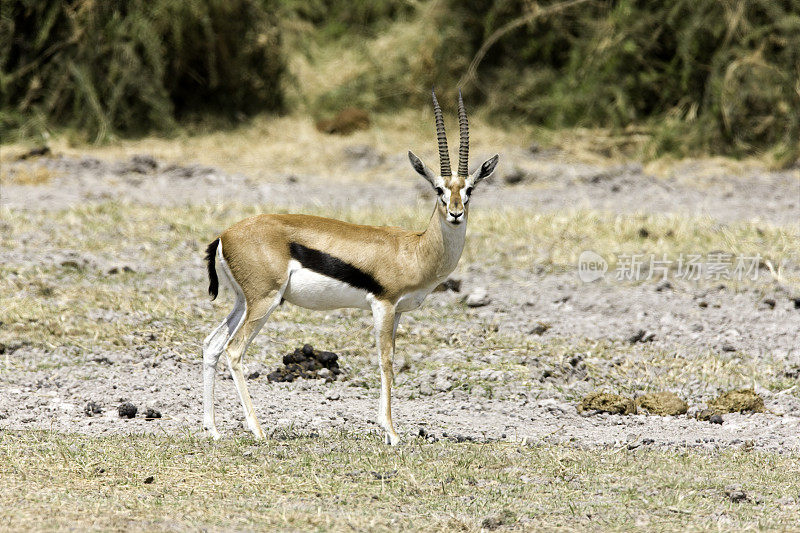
283 266 371 310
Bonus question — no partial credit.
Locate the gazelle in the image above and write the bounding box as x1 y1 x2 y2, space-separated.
202 90 499 444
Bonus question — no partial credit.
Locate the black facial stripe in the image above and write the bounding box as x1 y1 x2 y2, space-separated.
289 242 384 295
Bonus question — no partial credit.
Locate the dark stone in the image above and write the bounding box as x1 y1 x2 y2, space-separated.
709 414 724 424
656 281 672 292
143 408 162 420
144 476 155 484
17 146 51 160
628 329 656 343
530 322 551 335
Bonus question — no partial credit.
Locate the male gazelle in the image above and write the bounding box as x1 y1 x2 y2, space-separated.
202 90 498 444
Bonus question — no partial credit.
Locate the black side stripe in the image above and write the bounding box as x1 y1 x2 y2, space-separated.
289 242 384 296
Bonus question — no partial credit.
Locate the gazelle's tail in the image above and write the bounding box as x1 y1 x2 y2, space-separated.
205 239 220 300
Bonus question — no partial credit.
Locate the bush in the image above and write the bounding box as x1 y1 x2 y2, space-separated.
0 0 285 142
446 0 800 157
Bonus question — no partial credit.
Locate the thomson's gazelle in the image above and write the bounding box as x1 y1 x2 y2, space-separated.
202 90 499 444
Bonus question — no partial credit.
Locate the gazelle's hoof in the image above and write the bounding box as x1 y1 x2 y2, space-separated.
249 424 266 441
205 427 222 440
385 432 401 446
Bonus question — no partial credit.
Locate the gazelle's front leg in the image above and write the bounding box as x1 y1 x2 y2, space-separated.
370 299 400 445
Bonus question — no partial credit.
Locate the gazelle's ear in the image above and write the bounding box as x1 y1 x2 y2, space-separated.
408 151 437 187
467 154 499 186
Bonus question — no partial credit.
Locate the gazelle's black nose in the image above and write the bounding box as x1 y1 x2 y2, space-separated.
450 211 463 220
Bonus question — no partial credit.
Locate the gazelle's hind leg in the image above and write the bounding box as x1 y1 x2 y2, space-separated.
202 256 247 439
225 289 284 439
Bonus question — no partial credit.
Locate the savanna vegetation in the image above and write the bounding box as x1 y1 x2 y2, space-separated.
2 0 799 162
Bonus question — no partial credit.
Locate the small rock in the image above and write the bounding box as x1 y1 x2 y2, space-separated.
721 344 736 352
433 376 454 392
529 322 551 335
247 370 260 380
464 287 491 307
107 264 134 275
143 408 162 420
144 475 155 484
761 298 776 309
118 402 137 419
709 414 724 424
419 382 433 396
84 401 102 417
725 485 749 503
130 154 158 173
502 166 528 185
370 470 397 480
324 390 340 401
628 329 656 343
655 281 672 292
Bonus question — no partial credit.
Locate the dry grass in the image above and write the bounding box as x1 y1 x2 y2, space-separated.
0 165 57 185
1 431 799 531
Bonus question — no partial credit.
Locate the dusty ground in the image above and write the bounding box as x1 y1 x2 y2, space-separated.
1 145 799 454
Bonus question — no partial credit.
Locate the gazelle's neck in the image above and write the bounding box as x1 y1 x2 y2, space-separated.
419 203 467 280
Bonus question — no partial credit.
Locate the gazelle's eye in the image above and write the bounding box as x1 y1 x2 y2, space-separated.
465 187 473 196
435 187 443 196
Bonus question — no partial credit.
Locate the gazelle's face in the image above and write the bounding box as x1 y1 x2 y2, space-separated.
408 151 500 227
434 175 470 225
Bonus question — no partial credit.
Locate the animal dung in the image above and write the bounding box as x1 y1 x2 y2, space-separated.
84 401 102 417
143 408 162 420
267 344 343 383
635 392 688 416
578 391 636 415
708 388 765 414
118 402 138 419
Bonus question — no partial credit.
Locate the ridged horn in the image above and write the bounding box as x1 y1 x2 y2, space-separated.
457 89 469 177
431 89 451 177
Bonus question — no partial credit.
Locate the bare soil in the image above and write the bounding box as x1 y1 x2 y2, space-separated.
2 148 799 452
